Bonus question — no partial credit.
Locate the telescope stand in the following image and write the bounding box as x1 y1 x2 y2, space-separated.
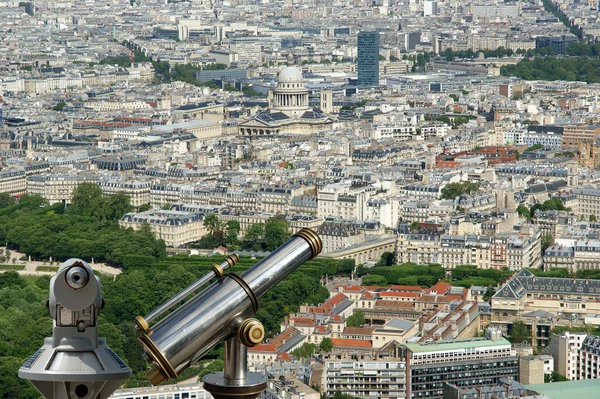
204 322 267 399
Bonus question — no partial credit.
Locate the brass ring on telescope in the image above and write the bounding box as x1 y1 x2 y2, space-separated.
293 228 322 259
223 273 259 313
138 332 178 384
224 254 239 267
211 264 224 278
134 315 149 332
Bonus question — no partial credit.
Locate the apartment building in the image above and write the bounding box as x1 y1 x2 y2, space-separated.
119 209 207 247
317 219 364 254
492 269 600 322
27 173 98 205
99 180 151 208
561 125 600 148
561 187 600 219
549 331 588 380
400 330 518 399
150 184 182 208
318 181 374 220
0 169 26 195
322 343 407 399
395 228 541 270
534 210 574 236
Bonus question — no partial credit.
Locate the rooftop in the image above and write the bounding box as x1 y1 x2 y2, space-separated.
403 336 511 354
526 379 600 399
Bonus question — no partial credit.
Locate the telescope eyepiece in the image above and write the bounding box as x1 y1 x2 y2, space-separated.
66 266 89 289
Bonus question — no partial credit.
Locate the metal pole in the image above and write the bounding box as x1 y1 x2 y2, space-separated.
223 337 247 381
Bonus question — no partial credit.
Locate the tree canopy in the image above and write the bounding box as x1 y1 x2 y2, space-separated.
346 310 366 328
0 193 163 267
440 181 479 200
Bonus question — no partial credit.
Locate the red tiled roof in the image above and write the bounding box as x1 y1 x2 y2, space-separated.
390 285 423 292
427 281 452 295
331 338 372 348
248 344 278 352
276 352 292 361
292 317 315 325
330 314 343 322
381 292 419 298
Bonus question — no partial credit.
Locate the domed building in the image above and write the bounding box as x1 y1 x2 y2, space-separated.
238 66 333 136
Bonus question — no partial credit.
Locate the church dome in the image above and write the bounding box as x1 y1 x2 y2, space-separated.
278 67 303 83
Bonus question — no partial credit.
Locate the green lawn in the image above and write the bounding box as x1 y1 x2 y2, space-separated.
0 264 25 271
37 266 59 272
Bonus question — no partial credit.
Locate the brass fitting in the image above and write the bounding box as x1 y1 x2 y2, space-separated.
211 264 224 278
224 254 239 267
134 315 149 332
293 228 322 259
238 318 265 347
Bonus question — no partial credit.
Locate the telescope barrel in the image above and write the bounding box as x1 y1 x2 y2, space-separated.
136 255 239 330
138 229 321 385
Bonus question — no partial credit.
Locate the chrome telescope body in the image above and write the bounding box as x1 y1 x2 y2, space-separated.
134 255 239 331
137 229 322 386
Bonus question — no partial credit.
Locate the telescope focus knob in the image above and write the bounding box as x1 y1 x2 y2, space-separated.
238 318 264 347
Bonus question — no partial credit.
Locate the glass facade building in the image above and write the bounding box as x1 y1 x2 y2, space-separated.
358 31 380 86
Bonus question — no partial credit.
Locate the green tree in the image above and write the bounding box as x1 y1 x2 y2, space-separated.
0 193 15 209
138 203 152 212
517 205 531 219
541 234 553 253
70 182 103 214
52 101 67 111
265 217 290 251
331 391 354 399
409 221 419 231
291 342 316 358
591 214 597 222
203 214 221 234
377 252 395 266
346 310 366 327
242 223 265 250
320 337 333 352
509 321 530 344
545 371 568 382
225 220 241 246
440 181 479 200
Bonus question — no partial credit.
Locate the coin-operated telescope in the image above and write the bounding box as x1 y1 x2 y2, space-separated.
18 259 132 399
135 228 322 399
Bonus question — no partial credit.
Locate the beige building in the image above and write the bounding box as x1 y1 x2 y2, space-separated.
99 180 151 208
492 269 600 324
0 170 27 195
27 173 98 205
120 209 208 247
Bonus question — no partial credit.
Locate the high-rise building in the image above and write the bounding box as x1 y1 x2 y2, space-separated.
358 31 380 86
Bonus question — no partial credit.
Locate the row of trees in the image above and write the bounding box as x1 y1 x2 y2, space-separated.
440 47 553 62
196 215 291 252
501 57 600 83
359 263 446 287
0 185 165 267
